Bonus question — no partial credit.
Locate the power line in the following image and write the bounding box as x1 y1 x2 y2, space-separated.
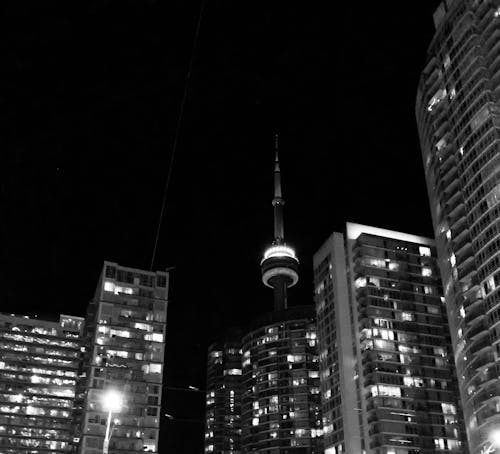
150 0 206 270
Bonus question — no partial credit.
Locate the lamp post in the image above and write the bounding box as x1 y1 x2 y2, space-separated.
102 389 123 454
481 430 500 454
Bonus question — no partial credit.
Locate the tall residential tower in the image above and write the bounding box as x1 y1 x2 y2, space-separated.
416 1 500 452
0 312 84 453
75 262 169 454
314 223 467 454
205 337 243 453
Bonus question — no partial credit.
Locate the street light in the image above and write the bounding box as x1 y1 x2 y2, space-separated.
102 389 123 454
482 430 500 454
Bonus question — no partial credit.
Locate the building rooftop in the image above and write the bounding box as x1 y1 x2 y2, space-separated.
346 222 434 246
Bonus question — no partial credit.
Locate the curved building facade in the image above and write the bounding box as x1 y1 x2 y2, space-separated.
241 307 322 453
416 1 500 452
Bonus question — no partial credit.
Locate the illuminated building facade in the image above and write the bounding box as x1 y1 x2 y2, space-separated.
0 312 84 453
205 339 243 453
416 1 500 452
314 223 467 454
241 307 322 453
76 261 169 454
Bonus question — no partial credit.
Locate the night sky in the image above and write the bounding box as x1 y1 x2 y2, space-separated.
3 1 441 452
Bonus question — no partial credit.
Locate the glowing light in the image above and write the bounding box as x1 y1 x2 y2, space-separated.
102 389 123 413
262 267 299 288
262 245 297 262
489 429 500 447
419 246 431 257
224 368 242 376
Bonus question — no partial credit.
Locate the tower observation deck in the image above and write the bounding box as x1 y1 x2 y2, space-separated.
260 136 299 311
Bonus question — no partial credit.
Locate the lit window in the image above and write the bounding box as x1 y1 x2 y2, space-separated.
427 305 439 314
355 277 367 288
419 246 431 257
422 267 432 277
110 329 131 338
401 312 413 322
374 338 395 350
443 54 451 69
143 441 156 452
372 385 401 397
143 363 162 374
252 418 259 426
434 438 445 449
311 428 323 438
441 403 457 414
104 281 115 292
450 253 456 268
404 376 424 387
379 329 395 340
287 354 304 363
388 262 399 271
424 286 433 295
315 282 325 295
427 88 447 111
367 276 380 287
365 258 386 268
114 285 133 295
224 369 242 376
436 138 447 150
145 333 164 342
134 323 153 331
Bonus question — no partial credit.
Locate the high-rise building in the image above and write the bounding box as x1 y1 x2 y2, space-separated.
205 338 243 453
241 307 322 453
0 312 84 453
416 2 500 452
204 139 322 454
314 223 467 454
75 261 169 454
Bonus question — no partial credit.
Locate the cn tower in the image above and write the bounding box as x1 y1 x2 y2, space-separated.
260 135 299 311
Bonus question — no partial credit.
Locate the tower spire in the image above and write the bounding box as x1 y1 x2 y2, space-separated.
272 134 284 243
261 135 299 311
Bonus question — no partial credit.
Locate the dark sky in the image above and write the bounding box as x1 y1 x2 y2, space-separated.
2 1 441 452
